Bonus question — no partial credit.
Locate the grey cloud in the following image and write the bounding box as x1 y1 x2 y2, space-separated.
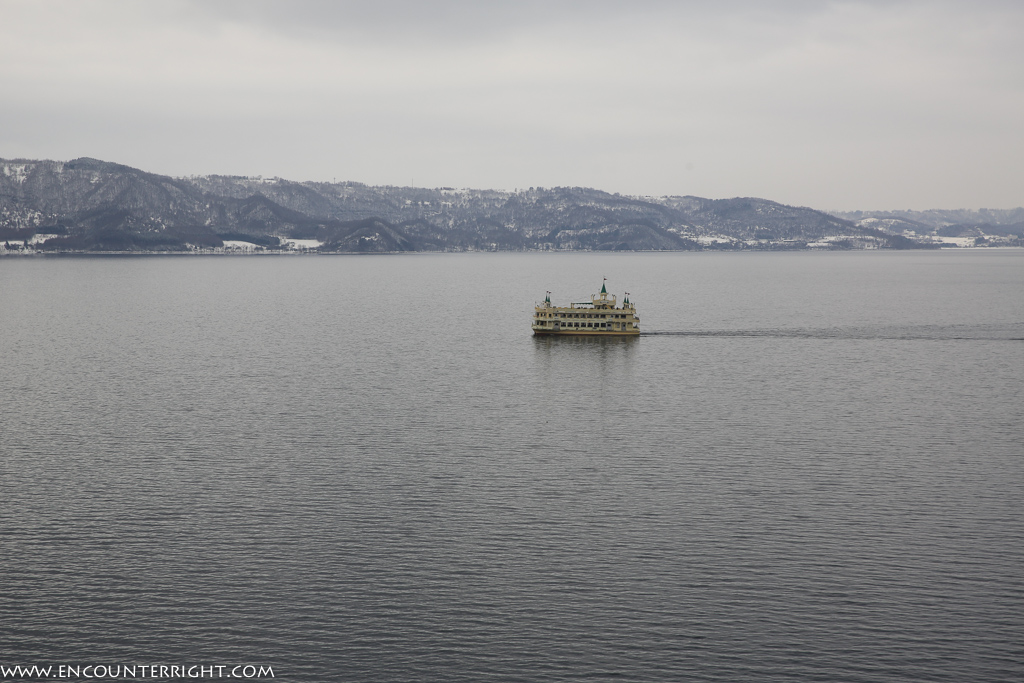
1 0 1022 210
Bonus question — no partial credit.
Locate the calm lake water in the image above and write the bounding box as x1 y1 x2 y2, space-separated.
2 251 1022 682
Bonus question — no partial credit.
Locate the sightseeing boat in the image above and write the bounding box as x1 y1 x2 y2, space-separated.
532 281 640 336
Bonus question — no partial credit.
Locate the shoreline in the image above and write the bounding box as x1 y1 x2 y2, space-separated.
2 245 1023 258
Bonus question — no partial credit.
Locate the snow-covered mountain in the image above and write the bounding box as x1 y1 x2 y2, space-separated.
4 157 1014 253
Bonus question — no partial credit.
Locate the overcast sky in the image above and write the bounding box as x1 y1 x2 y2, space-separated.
1 0 1021 210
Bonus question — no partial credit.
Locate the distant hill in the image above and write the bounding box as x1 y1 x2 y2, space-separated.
832 208 1024 245
2 157 1016 253
834 207 1024 228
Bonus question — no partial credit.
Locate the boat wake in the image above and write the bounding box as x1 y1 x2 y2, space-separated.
642 323 1024 342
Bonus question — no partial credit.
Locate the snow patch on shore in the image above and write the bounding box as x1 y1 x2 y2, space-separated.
935 236 976 247
282 239 322 250
221 240 260 250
